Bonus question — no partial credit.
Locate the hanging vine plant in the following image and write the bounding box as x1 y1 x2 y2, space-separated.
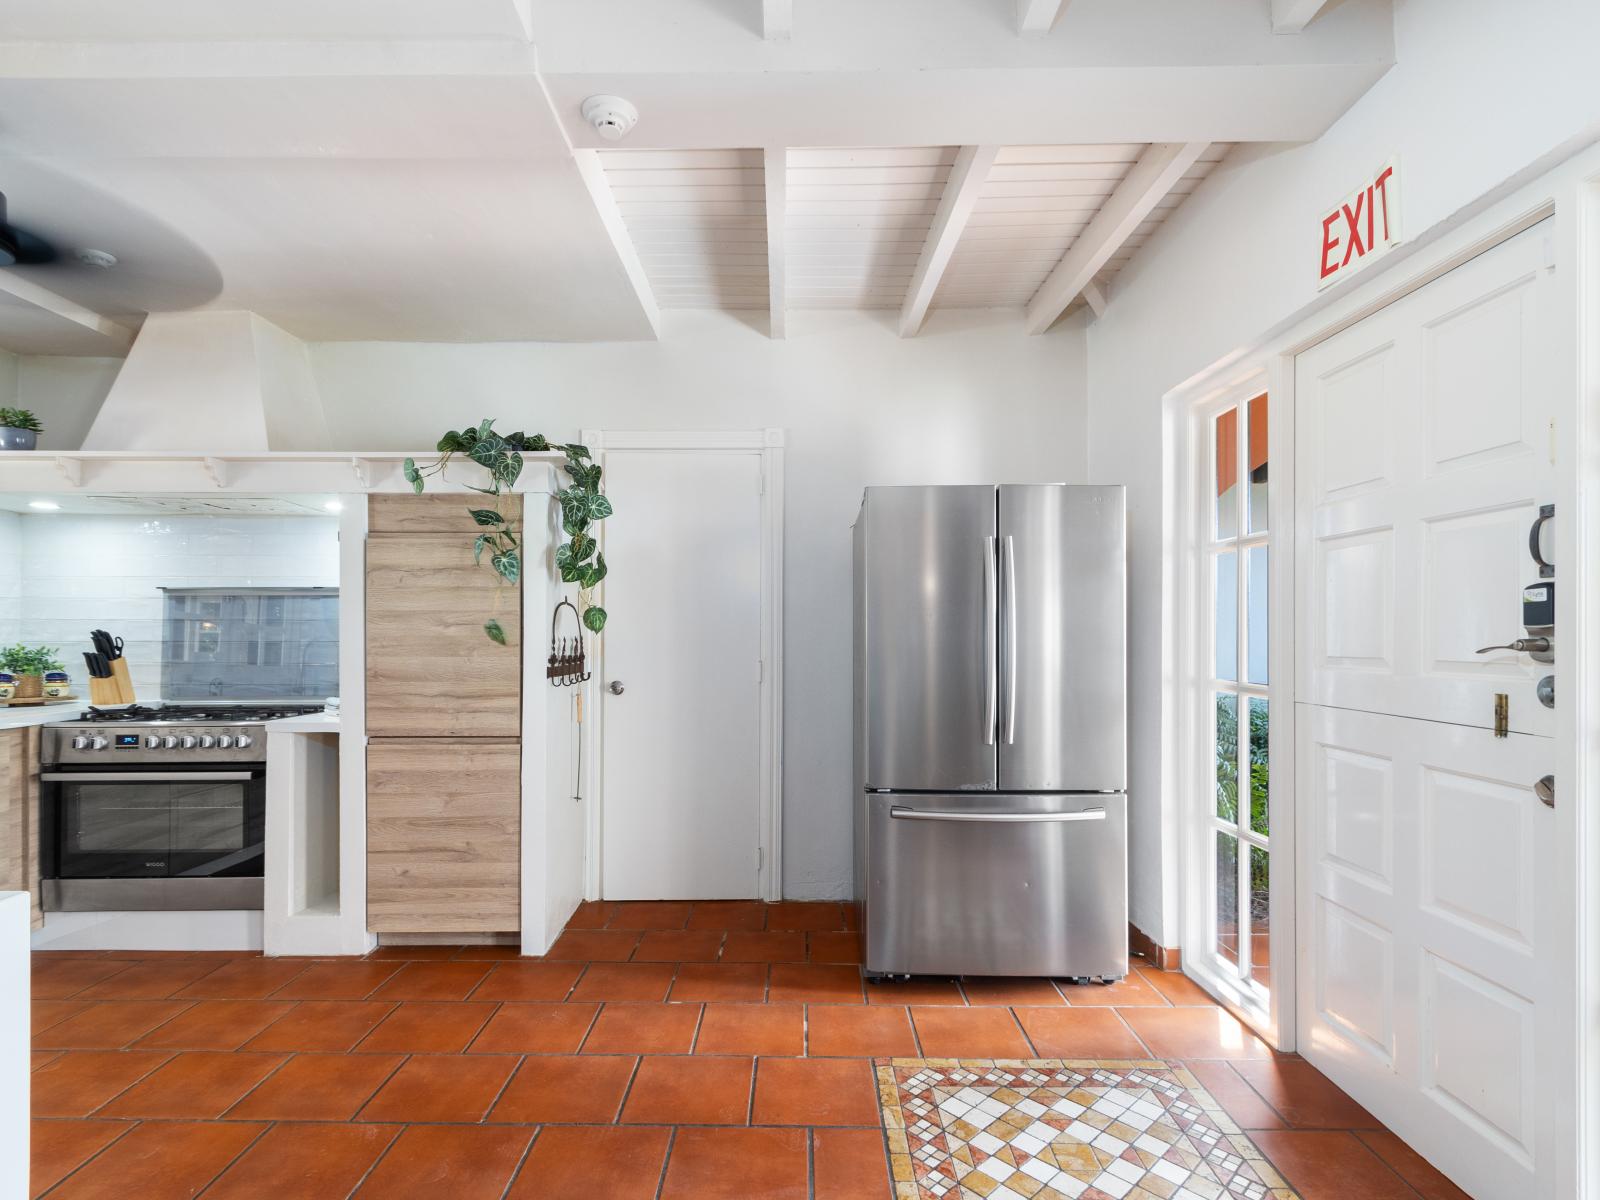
403 419 611 644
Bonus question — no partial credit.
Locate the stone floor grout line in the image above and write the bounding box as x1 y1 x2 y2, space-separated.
340 1121 406 1199
191 1116 279 1199
1107 1004 1156 1057
652 1126 677 1200
32 1110 141 1199
216 1045 302 1119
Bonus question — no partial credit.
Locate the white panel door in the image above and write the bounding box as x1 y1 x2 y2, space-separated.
1295 222 1568 1199
599 449 763 900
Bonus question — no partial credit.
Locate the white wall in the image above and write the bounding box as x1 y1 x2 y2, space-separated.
311 307 1090 898
1086 0 1600 944
16 356 121 451
0 349 16 409
0 512 19 638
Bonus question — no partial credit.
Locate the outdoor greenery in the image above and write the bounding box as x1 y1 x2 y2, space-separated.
0 407 43 433
404 420 612 645
0 644 65 676
1216 694 1270 903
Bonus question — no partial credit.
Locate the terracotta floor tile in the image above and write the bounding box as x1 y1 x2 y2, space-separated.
203 1122 401 1200
354 1125 534 1199
960 977 1066 1007
620 1055 754 1125
32 1000 93 1035
607 900 694 930
814 1127 893 1200
358 1053 519 1122
133 999 296 1051
564 899 617 929
30 1050 173 1117
910 1006 1032 1057
807 1005 919 1057
1132 962 1220 1005
489 1055 637 1123
30 958 129 999
582 1002 701 1054
366 944 462 960
44 1119 267 1200
268 961 402 1000
721 931 807 962
226 1052 404 1121
471 1001 600 1053
1059 972 1172 1006
695 1003 805 1056
866 977 965 1006
687 900 767 931
751 1056 880 1126
842 904 862 931
73 958 226 1000
808 932 862 964
1118 1006 1276 1060
34 1000 194 1049
1235 1057 1383 1128
633 930 725 962
768 963 864 1004
469 961 583 1001
1184 1059 1289 1130
1012 1007 1151 1058
765 901 846 932
355 1001 497 1053
1356 1130 1475 1200
660 1127 807 1200
171 958 310 999
669 962 768 1003
366 960 493 1001
1251 1130 1418 1200
570 962 677 1002
546 929 641 961
241 999 397 1052
507 1125 671 1200
29 1119 132 1197
98 1050 287 1118
451 944 525 960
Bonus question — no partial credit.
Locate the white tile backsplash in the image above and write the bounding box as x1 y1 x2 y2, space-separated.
0 513 339 703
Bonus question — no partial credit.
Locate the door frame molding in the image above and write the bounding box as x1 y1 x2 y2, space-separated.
579 428 786 902
1164 137 1600 1193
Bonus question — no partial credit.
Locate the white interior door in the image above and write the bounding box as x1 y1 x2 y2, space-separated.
598 447 764 900
1295 222 1569 1198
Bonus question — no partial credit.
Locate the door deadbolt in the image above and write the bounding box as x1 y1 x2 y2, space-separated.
1535 775 1555 808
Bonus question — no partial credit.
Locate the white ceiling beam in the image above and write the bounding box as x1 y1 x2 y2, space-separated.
763 0 792 40
1270 0 1335 33
764 147 788 340
899 144 999 338
1082 280 1107 318
1024 141 1207 335
1018 0 1069 35
572 149 661 340
0 270 137 353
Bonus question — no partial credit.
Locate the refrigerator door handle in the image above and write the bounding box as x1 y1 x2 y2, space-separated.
889 805 1107 824
984 535 998 745
1002 534 1018 744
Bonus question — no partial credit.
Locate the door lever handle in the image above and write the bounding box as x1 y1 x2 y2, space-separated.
1476 637 1551 655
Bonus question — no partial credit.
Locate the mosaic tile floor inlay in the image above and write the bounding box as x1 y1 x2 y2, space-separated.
879 1058 1301 1200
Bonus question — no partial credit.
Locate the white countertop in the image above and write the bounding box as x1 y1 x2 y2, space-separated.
266 711 341 734
0 705 80 732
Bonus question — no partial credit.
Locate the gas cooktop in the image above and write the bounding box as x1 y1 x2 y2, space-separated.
74 703 328 724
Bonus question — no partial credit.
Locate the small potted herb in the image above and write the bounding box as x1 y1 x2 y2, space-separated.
0 644 64 699
0 407 42 450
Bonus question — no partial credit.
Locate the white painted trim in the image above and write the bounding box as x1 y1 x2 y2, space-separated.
1025 142 1209 335
1082 280 1108 318
762 0 792 40
765 147 788 340
572 149 662 341
1270 0 1333 34
0 269 137 352
335 500 377 956
1017 0 1068 35
900 145 999 338
581 428 786 902
519 464 564 954
0 892 28 1200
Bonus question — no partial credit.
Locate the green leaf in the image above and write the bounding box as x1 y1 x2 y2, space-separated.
580 553 608 589
491 549 521 584
570 533 596 562
581 605 607 633
494 450 523 489
478 418 494 439
554 542 575 570
483 619 507 645
562 511 588 537
563 442 590 461
527 434 550 452
559 563 582 584
468 508 505 527
402 457 424 494
473 533 491 565
436 431 471 453
468 433 506 472
587 493 614 520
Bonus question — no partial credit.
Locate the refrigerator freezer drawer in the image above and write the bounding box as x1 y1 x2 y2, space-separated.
864 791 1128 979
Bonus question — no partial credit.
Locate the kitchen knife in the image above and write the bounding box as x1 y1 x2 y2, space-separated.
83 651 110 678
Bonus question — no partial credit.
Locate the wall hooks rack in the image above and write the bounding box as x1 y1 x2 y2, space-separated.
547 598 591 687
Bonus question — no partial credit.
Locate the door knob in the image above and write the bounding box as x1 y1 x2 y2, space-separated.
1535 775 1555 808
608 680 625 695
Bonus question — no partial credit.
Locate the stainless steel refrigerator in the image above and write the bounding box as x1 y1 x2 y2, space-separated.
853 484 1128 980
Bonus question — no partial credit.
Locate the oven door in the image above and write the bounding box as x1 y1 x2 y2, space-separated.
41 769 265 880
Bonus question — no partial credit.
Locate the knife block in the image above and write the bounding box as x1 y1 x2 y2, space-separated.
88 676 121 706
109 657 135 705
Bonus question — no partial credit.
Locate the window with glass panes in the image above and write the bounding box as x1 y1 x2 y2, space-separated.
1208 394 1271 992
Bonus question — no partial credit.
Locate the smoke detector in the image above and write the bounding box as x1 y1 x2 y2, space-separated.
581 95 639 142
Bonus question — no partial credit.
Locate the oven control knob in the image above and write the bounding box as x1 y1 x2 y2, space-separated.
162 735 179 749
198 734 215 749
144 735 160 749
90 736 108 751
235 734 254 750
72 735 90 750
217 734 234 749
180 735 197 749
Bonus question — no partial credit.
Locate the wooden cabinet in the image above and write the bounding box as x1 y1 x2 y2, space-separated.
366 738 520 933
0 728 42 929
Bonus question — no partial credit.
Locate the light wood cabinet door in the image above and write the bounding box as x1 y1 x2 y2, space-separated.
369 493 524 535
366 738 520 933
365 531 522 738
0 728 42 927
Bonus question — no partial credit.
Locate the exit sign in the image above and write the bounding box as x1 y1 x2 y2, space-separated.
1318 158 1400 288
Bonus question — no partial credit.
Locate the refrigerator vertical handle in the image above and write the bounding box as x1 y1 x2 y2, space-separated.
1003 534 1017 744
983 536 997 745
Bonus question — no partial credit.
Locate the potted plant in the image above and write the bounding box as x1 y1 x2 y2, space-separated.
0 407 42 450
0 644 64 699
